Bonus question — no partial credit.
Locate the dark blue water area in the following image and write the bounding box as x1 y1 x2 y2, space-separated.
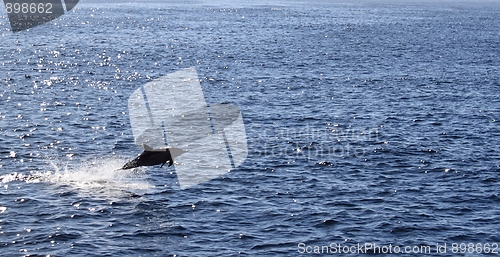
0 0 499 256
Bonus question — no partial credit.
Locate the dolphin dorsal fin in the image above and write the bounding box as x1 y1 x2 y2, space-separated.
143 144 154 151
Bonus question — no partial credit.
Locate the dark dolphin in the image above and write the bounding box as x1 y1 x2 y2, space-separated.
122 144 185 170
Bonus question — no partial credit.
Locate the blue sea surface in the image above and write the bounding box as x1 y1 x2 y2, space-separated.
0 0 499 256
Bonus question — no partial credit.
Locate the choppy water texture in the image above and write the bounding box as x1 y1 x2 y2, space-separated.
1 0 499 256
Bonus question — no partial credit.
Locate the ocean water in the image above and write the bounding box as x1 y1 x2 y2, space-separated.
1 0 499 256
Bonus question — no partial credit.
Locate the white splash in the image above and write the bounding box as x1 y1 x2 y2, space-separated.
28 157 154 197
